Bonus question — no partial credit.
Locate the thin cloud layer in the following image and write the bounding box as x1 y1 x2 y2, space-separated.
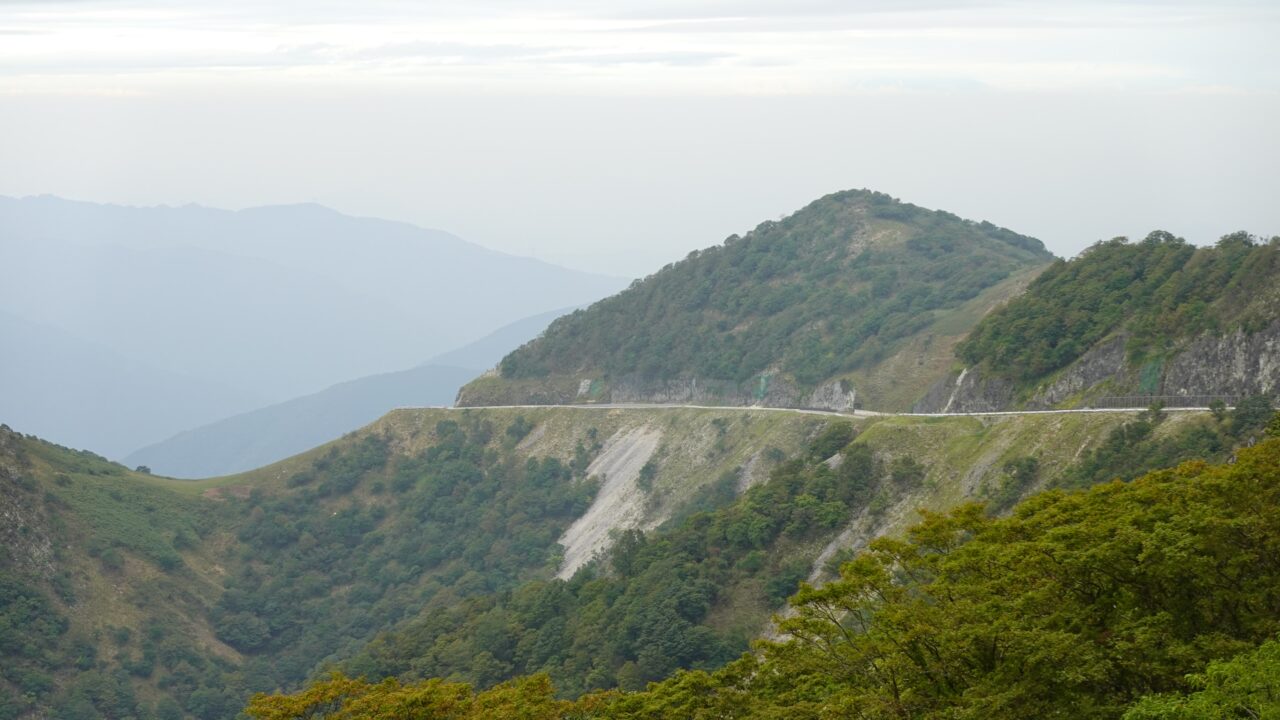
2 1 1276 276
1 0 1276 94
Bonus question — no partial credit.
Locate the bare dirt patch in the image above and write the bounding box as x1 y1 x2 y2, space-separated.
555 425 662 578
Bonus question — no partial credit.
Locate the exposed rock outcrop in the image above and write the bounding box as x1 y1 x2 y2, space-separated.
914 321 1280 412
464 372 865 412
1163 325 1280 397
1025 335 1129 408
605 373 804 407
913 367 1015 413
807 379 858 412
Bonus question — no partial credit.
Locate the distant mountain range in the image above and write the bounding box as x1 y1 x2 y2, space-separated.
123 308 571 478
0 196 625 457
0 310 262 459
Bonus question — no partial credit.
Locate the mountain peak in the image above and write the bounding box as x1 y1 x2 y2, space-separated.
458 188 1052 411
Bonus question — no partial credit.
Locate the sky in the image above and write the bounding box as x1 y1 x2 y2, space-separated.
2 0 1278 276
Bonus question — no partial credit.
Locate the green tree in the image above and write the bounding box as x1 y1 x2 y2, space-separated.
1124 638 1280 719
1229 395 1275 438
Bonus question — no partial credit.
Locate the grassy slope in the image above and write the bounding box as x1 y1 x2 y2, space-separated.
700 410 1208 652
840 264 1043 411
1 430 240 718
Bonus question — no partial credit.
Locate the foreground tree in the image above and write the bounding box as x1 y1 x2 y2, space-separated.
1123 638 1280 719
246 673 568 720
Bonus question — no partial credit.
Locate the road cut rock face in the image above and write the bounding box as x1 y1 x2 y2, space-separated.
914 321 1280 413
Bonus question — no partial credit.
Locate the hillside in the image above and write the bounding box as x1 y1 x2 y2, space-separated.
254 432 1280 719
0 196 624 457
917 231 1280 412
458 189 1053 412
0 409 821 720
8 398 1273 720
124 308 574 478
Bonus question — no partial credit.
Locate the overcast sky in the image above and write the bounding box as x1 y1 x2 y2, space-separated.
2 0 1277 275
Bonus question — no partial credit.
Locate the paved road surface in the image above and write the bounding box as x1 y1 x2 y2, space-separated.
397 403 1214 417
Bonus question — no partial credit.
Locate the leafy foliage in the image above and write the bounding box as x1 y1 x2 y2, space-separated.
13 399 1280 720
246 672 569 720
0 425 231 720
0 576 68 719
500 190 1049 387
957 231 1280 385
1123 637 1280 719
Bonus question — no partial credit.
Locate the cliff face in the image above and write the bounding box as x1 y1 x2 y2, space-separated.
591 375 859 411
593 374 802 407
912 367 1016 414
456 373 861 411
915 320 1280 412
1163 323 1280 397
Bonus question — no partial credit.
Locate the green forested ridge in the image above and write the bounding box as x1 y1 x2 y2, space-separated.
493 190 1050 391
957 231 1280 386
249 432 1280 720
7 194 1280 720
340 399 1275 698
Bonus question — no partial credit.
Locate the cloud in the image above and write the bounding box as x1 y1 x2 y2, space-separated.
0 0 1275 95
356 41 556 62
550 50 732 67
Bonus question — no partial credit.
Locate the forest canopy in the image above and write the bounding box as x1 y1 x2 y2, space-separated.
499 190 1050 387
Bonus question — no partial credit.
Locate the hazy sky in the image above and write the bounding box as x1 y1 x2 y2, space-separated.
2 0 1278 275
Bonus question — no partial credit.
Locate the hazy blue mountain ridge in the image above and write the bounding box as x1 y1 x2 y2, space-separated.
0 310 263 458
124 307 574 477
